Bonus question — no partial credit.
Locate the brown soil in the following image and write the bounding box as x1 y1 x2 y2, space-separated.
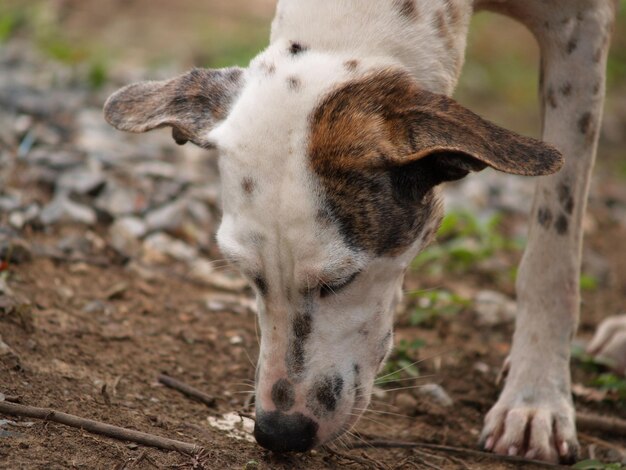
1 216 625 469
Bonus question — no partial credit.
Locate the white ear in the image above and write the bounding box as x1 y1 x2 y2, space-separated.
104 67 245 148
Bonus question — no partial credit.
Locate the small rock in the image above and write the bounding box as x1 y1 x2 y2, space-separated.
145 200 186 232
57 163 105 195
474 290 516 326
417 383 453 407
40 193 97 225
25 148 84 171
142 233 197 263
96 184 146 217
473 362 490 374
0 237 31 264
109 217 147 257
82 300 116 316
0 336 21 370
0 194 22 213
395 393 418 415
229 335 243 345
9 203 41 229
190 259 247 292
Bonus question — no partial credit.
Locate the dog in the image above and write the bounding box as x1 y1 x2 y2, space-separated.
103 0 618 463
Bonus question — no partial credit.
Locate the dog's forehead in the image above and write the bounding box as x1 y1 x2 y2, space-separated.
212 50 394 255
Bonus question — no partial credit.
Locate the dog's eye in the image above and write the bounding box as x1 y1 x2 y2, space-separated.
320 271 360 298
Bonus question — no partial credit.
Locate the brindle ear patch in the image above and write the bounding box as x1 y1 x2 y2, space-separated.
104 67 244 148
308 68 562 255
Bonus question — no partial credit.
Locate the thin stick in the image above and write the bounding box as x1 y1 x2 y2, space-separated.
157 374 216 408
577 412 626 437
0 401 200 454
345 439 568 469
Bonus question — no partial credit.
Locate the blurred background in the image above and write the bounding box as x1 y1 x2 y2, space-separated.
0 1 625 468
0 0 624 148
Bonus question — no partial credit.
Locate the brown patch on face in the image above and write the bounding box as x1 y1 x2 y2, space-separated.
393 0 419 21
287 76 301 91
308 69 562 255
104 67 244 148
242 177 256 195
344 60 359 72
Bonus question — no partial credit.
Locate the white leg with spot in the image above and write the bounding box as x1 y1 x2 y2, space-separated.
475 0 617 463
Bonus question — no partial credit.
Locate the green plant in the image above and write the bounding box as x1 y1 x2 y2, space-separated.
408 288 470 326
377 338 425 385
591 373 626 400
412 210 522 274
573 459 625 470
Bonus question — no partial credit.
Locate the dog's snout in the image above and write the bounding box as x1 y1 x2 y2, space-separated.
254 410 318 452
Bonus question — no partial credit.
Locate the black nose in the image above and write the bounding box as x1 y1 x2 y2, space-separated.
254 410 318 452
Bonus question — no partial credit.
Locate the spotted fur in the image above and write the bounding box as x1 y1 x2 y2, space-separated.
104 0 616 461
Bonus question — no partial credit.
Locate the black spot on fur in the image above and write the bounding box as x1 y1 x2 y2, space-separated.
558 183 574 215
537 207 553 228
394 0 418 20
253 275 268 296
555 214 569 235
307 373 344 417
287 309 313 378
289 42 307 55
287 76 301 91
560 82 572 96
344 60 359 72
271 379 295 412
241 177 255 195
546 86 557 109
578 112 593 136
567 38 578 54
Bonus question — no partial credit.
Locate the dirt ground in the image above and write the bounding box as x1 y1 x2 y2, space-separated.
2 214 626 470
1 1 626 469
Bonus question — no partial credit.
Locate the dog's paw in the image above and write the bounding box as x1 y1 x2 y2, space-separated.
479 393 579 463
587 314 626 375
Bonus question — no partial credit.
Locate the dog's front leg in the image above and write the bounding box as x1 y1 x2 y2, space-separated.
479 0 617 463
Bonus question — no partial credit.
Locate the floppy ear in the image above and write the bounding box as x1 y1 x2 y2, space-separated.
103 67 244 148
311 69 563 202
379 70 564 199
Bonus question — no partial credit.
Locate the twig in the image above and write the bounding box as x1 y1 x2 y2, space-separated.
345 439 569 469
577 412 626 437
3 395 22 403
157 374 216 408
578 432 626 459
0 401 200 454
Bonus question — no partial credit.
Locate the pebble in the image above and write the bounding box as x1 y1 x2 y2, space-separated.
417 383 453 407
143 232 197 263
40 193 97 225
109 217 148 257
395 392 418 415
9 203 41 229
57 163 106 195
0 236 32 264
145 200 186 232
473 290 517 326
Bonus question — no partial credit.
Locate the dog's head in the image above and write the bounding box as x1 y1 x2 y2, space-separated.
105 45 562 452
